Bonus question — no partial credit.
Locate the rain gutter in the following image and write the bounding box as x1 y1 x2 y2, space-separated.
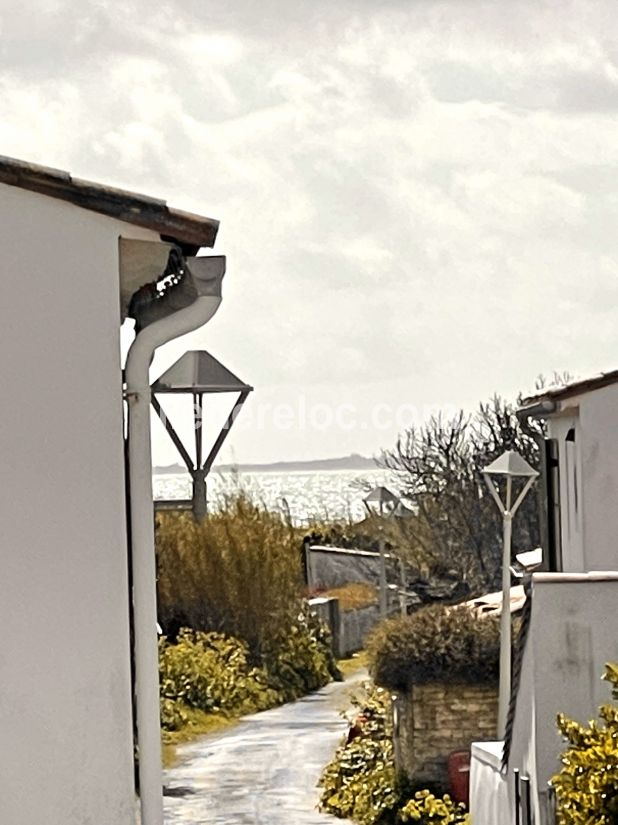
124 257 224 825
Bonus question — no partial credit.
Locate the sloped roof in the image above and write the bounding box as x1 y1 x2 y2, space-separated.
0 155 219 249
521 368 618 408
151 350 252 394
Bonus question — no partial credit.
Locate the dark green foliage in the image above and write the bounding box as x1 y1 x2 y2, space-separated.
159 617 336 732
159 630 279 726
319 683 401 825
262 609 341 700
319 683 471 825
366 604 500 692
156 495 339 737
552 663 618 824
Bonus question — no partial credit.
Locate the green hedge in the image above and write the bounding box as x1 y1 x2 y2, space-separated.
159 630 279 729
552 663 618 824
366 604 500 692
159 611 338 733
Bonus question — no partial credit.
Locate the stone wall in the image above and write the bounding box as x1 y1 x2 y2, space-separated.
393 682 498 791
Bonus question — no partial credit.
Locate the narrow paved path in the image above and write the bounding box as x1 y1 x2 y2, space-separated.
163 670 367 824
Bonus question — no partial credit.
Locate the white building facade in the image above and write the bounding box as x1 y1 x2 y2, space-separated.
0 158 221 825
470 372 618 825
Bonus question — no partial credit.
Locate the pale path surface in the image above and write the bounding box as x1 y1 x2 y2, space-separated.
163 670 367 824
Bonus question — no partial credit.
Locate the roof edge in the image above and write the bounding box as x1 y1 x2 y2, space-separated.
519 368 618 410
0 155 219 248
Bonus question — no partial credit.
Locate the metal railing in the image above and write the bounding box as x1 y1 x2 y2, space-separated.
514 771 557 825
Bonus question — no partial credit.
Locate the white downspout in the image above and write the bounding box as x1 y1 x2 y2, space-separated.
125 263 223 825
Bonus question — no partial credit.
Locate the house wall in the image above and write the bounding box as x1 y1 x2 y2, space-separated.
0 183 158 825
530 575 618 792
577 383 618 571
393 682 498 790
548 382 618 573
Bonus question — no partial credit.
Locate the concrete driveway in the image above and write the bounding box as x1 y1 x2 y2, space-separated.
163 670 367 824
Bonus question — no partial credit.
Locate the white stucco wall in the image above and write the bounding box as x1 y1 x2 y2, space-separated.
469 743 510 825
530 575 618 789
0 183 158 825
500 575 618 824
577 383 618 572
547 382 618 572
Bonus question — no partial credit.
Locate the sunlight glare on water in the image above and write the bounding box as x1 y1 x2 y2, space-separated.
153 469 390 525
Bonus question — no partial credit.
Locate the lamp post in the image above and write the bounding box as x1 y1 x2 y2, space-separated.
151 350 253 520
363 486 400 618
482 450 538 738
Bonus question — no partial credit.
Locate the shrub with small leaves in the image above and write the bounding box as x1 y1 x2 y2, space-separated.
159 630 279 729
159 697 189 732
399 790 469 823
263 608 339 701
366 604 500 692
159 619 336 732
319 682 471 825
319 683 401 825
552 663 618 824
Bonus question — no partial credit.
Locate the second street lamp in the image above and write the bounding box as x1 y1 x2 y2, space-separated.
363 486 399 618
482 450 538 738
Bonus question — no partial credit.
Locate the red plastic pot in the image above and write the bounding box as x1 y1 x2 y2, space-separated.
447 749 470 806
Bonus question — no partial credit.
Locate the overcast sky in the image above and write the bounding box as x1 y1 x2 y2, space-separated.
2 0 618 465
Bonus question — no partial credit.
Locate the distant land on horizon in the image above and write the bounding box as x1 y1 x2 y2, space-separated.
153 453 380 475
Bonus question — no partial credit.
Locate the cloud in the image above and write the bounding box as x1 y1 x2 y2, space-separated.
2 0 618 462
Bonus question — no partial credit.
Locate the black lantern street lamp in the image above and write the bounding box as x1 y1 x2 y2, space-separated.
151 350 253 520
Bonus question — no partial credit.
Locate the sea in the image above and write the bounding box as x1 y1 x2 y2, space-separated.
153 468 390 525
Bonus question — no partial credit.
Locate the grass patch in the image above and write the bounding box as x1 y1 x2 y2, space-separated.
338 650 369 679
162 707 238 767
321 583 378 611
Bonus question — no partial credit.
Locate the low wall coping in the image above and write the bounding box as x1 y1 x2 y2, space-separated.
309 545 393 559
471 741 503 770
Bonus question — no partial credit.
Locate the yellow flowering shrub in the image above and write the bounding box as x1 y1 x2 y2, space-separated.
552 663 618 824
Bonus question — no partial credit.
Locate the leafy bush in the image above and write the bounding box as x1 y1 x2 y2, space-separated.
319 683 470 825
366 604 500 692
399 790 469 823
262 609 340 701
552 663 618 824
159 630 278 726
320 683 401 825
156 495 304 658
159 618 336 733
159 696 189 732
